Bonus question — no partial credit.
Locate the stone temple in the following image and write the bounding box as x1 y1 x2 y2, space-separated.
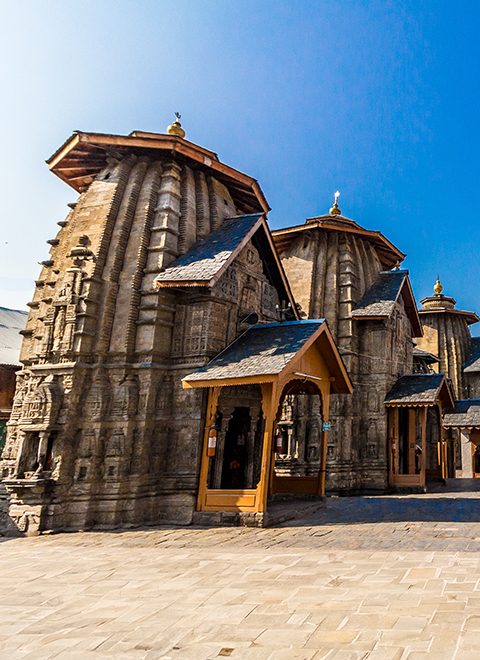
2 117 480 534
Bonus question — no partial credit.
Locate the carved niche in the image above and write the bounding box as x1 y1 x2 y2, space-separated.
20 375 63 428
10 374 28 420
83 372 111 421
110 375 139 419
40 267 84 359
155 376 174 418
103 429 126 480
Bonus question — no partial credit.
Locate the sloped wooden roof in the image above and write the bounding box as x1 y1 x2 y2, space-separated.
443 399 480 428
272 215 405 270
47 130 269 214
384 373 454 408
155 214 261 286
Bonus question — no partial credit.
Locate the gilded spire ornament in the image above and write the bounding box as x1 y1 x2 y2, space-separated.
329 190 341 216
166 112 186 138
434 275 443 296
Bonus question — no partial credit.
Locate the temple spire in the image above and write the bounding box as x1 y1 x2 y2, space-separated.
434 275 443 296
329 190 341 216
166 112 186 138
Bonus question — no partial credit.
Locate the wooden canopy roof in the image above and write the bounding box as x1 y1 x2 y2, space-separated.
47 130 270 214
443 399 480 429
384 373 455 409
182 320 353 394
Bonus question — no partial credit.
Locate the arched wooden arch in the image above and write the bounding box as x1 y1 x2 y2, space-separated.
270 377 326 498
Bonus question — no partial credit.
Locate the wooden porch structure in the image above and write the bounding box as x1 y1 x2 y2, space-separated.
182 320 352 516
385 374 455 489
443 400 480 478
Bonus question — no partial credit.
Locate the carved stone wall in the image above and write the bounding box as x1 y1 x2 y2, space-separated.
1 150 279 534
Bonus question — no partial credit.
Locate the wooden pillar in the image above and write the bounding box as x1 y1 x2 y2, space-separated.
258 382 277 513
389 407 400 481
408 408 416 474
318 386 330 496
420 406 427 486
196 387 221 512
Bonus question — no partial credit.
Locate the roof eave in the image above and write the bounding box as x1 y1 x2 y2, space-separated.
272 221 405 268
47 131 270 213
182 373 277 389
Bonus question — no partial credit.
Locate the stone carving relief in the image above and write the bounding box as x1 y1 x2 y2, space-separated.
239 277 258 316
129 428 145 474
38 266 85 360
11 512 41 535
155 376 174 417
110 375 139 419
19 375 63 428
77 429 97 458
261 281 280 318
105 429 125 457
102 429 127 481
10 374 28 421
219 263 238 301
83 372 111 421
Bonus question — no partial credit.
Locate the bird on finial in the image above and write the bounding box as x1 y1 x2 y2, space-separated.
434 275 443 296
167 112 186 138
329 190 341 216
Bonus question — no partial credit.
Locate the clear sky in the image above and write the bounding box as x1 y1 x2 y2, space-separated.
1 0 479 331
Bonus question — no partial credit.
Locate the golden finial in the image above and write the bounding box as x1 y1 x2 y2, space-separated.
434 275 443 295
329 190 341 216
166 112 186 138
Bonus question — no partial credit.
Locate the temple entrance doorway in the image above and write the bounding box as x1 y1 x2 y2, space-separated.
199 384 266 510
206 387 265 494
270 378 325 497
221 407 250 489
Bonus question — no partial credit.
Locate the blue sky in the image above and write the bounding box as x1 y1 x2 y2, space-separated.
1 0 479 330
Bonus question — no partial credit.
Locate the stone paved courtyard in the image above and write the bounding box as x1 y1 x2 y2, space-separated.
2 482 480 659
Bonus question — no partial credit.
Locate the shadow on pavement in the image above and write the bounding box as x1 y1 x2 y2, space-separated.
282 494 480 527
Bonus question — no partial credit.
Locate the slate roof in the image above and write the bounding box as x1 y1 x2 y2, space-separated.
352 270 408 318
352 269 422 337
413 347 439 364
464 337 480 373
155 214 262 287
183 320 324 384
443 400 480 428
0 307 27 366
384 373 448 406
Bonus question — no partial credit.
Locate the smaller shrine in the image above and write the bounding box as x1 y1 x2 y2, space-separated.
385 374 455 488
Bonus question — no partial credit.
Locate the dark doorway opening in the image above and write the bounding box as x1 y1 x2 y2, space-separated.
221 407 251 489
